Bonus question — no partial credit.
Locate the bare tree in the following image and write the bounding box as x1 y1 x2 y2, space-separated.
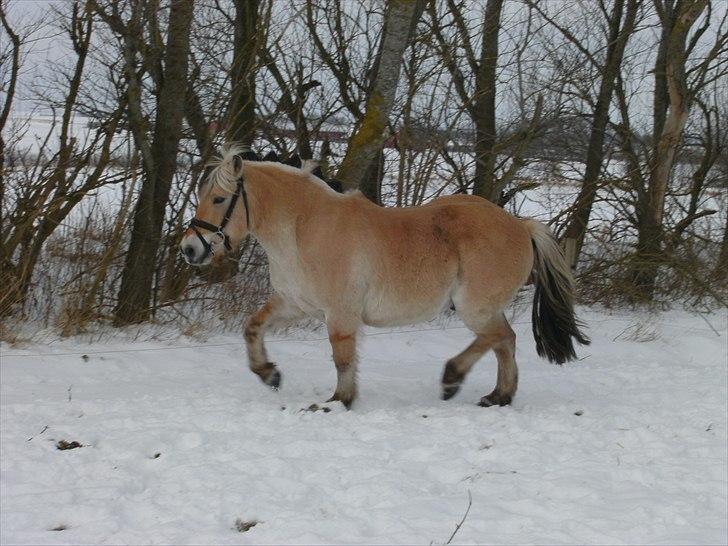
227 0 259 146
92 0 196 324
532 0 641 266
629 0 723 301
335 0 426 199
428 0 544 203
0 0 20 196
1 1 123 315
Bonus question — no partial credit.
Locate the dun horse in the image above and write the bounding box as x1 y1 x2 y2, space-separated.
181 145 589 408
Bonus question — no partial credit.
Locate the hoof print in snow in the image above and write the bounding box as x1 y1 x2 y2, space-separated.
50 525 68 531
574 410 584 416
151 452 161 459
300 403 331 413
56 440 83 450
81 354 89 362
234 519 258 532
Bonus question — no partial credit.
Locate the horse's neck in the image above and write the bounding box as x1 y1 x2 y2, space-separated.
247 172 318 260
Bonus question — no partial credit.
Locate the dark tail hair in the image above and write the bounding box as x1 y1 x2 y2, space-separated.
523 220 590 364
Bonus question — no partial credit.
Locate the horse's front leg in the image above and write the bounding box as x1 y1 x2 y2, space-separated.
325 320 359 409
244 294 304 389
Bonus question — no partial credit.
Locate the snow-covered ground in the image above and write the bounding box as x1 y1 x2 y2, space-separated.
1 308 726 545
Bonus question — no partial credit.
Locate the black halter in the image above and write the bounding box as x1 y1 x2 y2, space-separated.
188 178 249 256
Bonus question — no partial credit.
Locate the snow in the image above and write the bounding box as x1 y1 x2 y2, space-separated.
1 308 727 545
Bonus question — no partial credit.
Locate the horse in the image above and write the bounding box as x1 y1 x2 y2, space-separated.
180 144 589 409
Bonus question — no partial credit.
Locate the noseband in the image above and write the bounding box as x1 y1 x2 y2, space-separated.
188 178 249 256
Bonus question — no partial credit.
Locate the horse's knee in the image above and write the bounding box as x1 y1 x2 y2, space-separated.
329 331 356 364
244 317 263 345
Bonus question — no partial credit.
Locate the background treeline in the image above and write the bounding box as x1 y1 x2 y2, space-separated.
1 0 726 337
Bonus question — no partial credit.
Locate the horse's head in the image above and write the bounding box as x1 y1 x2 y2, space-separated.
180 145 255 266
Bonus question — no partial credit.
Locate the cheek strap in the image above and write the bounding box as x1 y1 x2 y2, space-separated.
188 179 248 255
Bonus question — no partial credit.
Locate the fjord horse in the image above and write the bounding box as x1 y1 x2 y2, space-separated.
180 145 589 408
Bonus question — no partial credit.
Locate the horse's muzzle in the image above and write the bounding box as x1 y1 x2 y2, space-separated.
180 235 213 266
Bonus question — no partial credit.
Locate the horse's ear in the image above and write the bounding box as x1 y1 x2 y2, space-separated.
284 154 302 168
233 154 245 176
263 151 278 162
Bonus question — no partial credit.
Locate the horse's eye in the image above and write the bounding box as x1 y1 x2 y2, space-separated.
212 196 226 205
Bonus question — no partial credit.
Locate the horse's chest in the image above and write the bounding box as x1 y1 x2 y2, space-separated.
268 258 324 317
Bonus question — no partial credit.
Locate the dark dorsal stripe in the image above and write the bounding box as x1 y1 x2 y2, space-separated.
283 154 302 168
240 150 261 161
327 179 344 193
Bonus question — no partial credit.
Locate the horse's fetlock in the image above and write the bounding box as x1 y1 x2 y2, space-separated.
479 391 513 407
442 359 465 386
328 389 356 409
441 384 461 400
252 362 280 389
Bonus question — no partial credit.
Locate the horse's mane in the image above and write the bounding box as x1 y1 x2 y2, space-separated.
204 143 343 194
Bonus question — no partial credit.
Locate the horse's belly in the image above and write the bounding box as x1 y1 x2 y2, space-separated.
361 284 452 327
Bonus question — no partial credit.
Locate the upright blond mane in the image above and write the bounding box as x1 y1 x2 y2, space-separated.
204 144 331 193
204 143 248 193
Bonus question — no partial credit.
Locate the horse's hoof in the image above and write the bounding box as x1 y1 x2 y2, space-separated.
326 394 354 410
441 384 461 400
264 368 281 390
478 392 512 407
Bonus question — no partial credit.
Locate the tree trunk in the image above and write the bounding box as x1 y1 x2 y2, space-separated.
336 0 425 196
227 0 258 146
360 150 385 204
472 0 503 202
715 213 728 283
630 0 707 302
114 0 194 325
0 3 20 239
561 0 638 265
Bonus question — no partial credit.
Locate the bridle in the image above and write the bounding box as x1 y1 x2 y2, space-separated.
188 177 250 257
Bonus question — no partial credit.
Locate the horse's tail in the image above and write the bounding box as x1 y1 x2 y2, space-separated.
522 219 590 364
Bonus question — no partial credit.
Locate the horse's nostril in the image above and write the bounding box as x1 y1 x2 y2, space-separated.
184 246 195 258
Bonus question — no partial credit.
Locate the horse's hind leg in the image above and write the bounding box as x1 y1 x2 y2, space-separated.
441 313 518 406
245 294 305 389
441 334 492 400
478 315 517 407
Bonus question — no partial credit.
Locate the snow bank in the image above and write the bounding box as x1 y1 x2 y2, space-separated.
1 308 726 544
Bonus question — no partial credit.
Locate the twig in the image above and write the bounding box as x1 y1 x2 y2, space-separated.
27 425 49 441
697 312 721 337
445 490 472 545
